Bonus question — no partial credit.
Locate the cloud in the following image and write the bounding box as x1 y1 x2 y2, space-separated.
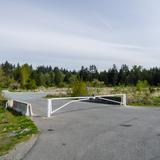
0 0 160 69
0 27 159 68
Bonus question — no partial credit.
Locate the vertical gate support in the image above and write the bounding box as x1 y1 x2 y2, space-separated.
48 99 52 118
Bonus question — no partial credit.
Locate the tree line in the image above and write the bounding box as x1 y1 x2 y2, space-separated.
0 61 160 89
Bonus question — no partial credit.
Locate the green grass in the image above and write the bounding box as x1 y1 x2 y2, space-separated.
128 103 160 107
129 97 160 107
44 94 69 98
0 107 38 156
152 96 160 104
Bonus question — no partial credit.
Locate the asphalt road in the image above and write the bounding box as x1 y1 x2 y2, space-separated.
3 91 160 160
3 90 48 117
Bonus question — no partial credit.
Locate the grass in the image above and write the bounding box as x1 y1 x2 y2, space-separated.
128 103 160 107
128 96 160 107
45 94 69 98
0 107 38 156
152 96 160 104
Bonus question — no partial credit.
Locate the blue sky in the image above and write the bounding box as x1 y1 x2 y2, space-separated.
0 0 160 70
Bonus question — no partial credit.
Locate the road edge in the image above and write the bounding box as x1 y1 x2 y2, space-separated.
0 134 40 160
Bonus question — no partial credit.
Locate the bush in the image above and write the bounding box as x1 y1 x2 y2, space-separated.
71 81 88 97
136 80 149 91
25 79 37 90
0 89 6 106
129 80 151 104
0 88 3 99
57 82 66 88
90 79 104 88
10 82 20 90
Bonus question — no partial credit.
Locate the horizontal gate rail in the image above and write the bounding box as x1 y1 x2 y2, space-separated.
47 94 127 118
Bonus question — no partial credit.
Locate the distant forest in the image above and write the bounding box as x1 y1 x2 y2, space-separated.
0 61 160 89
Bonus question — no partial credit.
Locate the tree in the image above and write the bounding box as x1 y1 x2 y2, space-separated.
0 67 6 88
54 67 64 86
99 71 108 85
2 61 14 77
107 64 118 86
49 72 55 86
20 64 31 88
13 63 21 82
38 73 46 86
79 66 90 81
1 61 160 89
64 72 72 83
118 64 129 85
26 79 37 89
149 67 160 86
44 73 52 86
89 65 98 81
0 69 4 101
127 65 142 85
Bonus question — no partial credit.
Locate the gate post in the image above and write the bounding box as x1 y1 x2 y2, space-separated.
47 99 52 118
122 94 127 106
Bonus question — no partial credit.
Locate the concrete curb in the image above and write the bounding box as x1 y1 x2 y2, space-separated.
0 134 39 160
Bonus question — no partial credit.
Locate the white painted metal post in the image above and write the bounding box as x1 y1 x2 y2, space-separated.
47 99 52 118
122 94 127 106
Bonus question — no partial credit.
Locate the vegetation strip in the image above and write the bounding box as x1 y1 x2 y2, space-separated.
1 61 160 90
0 107 38 156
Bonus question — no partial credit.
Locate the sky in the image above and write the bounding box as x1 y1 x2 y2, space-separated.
0 0 160 70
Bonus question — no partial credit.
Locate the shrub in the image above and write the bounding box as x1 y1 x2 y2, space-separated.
10 82 20 90
90 79 104 88
136 80 149 91
133 80 151 104
57 82 67 88
25 79 37 90
71 81 88 97
0 89 6 106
